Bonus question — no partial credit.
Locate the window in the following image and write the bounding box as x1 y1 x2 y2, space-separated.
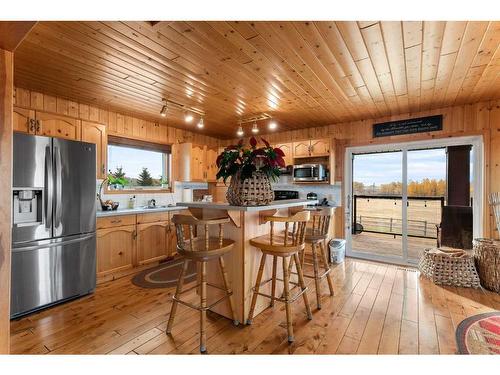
106 137 171 191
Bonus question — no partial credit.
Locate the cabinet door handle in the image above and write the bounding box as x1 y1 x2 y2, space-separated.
36 119 41 133
110 219 122 224
29 118 36 132
133 230 137 239
102 164 106 175
118 251 123 256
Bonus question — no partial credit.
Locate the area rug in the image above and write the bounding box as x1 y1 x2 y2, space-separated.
456 311 500 354
132 259 197 289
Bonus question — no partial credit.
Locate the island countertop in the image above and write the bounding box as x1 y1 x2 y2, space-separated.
176 198 318 211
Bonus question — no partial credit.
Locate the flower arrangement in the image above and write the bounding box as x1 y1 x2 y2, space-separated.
216 137 286 183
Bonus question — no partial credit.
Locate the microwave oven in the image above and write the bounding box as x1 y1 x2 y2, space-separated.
293 164 328 182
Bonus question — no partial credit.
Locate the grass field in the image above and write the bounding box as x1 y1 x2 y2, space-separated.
354 197 443 238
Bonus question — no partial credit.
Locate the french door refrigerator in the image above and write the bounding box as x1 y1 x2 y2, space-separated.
11 132 97 318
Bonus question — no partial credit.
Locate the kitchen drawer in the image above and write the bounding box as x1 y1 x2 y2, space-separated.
136 211 170 224
97 215 136 229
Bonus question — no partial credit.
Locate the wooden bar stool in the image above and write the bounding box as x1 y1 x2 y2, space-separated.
166 215 238 354
246 211 312 343
301 207 335 309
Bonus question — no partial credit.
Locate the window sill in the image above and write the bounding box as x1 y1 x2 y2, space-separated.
104 188 172 194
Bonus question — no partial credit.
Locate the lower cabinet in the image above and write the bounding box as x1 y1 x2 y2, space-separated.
96 224 135 276
136 221 169 266
96 211 183 281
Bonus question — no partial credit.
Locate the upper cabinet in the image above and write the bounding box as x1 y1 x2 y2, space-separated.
13 107 35 134
81 121 107 179
35 111 81 140
293 138 330 158
274 142 293 166
206 146 218 181
12 108 81 141
177 143 219 182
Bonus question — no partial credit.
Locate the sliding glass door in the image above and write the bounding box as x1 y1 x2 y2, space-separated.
351 151 404 261
345 137 482 265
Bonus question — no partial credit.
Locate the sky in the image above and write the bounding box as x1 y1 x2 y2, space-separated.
353 148 447 186
107 145 164 179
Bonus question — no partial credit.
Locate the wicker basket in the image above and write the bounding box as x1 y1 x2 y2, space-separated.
419 247 481 288
473 238 500 292
226 170 274 206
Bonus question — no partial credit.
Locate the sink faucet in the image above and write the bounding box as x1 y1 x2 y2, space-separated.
147 199 156 208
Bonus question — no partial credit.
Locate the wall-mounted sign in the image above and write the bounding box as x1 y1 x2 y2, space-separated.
373 115 443 138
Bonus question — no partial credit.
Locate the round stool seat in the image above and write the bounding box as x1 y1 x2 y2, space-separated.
178 237 234 261
250 234 305 256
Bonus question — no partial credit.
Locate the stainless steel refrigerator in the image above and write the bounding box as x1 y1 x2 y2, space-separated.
11 133 97 318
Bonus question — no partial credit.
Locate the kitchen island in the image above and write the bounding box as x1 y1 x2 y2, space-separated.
177 199 317 323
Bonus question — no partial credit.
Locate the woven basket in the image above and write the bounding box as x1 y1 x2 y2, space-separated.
473 238 500 292
419 247 481 288
226 170 274 206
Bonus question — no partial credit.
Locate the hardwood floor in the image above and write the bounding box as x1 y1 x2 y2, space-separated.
10 257 500 354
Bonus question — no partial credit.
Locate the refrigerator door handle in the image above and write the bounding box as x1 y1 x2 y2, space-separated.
12 233 96 253
45 146 53 229
54 146 63 228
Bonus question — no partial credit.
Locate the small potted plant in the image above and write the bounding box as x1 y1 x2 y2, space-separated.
216 137 285 206
160 176 169 189
108 174 128 190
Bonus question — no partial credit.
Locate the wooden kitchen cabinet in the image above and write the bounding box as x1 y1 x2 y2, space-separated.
136 221 169 266
178 143 217 182
96 225 135 276
293 138 330 158
293 141 311 158
13 107 35 134
35 111 81 140
81 120 107 179
191 144 205 181
206 146 218 181
274 142 293 166
310 138 330 156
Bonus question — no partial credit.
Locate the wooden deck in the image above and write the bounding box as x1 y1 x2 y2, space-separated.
10 257 500 355
352 232 437 260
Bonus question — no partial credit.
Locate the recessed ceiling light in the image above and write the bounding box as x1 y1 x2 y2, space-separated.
251 121 259 134
237 124 244 137
184 111 193 123
269 120 277 130
160 99 168 117
197 117 204 129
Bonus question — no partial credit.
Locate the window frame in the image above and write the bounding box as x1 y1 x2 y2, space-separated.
105 137 172 194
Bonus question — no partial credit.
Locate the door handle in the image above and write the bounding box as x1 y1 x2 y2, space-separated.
54 146 63 229
45 146 53 230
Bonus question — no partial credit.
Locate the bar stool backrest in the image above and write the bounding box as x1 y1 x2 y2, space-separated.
308 207 333 237
263 210 310 247
171 214 230 253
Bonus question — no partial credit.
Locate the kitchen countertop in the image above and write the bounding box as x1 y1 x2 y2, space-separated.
96 205 187 218
176 199 318 212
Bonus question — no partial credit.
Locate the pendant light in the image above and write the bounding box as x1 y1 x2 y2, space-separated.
268 119 277 130
251 120 259 134
197 117 204 129
160 98 168 117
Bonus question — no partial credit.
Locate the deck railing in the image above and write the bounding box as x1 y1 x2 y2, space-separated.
352 195 445 239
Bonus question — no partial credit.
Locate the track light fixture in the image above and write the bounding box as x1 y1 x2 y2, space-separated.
184 111 194 123
160 99 168 117
236 123 244 137
251 121 259 134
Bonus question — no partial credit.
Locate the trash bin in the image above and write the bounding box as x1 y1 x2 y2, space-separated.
329 239 346 264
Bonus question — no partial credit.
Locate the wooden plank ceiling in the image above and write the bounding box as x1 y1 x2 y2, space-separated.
14 21 500 139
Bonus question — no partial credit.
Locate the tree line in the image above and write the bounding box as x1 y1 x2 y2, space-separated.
353 178 446 196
